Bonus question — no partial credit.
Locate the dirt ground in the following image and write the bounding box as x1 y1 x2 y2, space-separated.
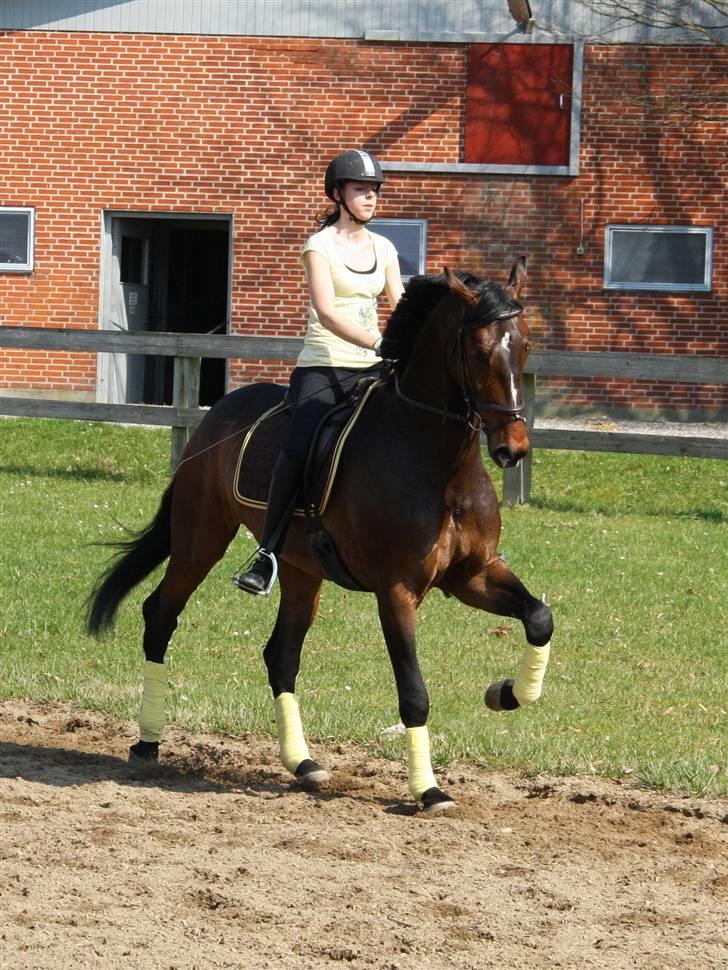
1 700 726 970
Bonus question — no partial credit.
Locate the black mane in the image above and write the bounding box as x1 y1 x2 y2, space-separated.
380 271 520 374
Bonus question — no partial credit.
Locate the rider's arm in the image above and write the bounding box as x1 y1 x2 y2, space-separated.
384 258 404 310
303 250 381 351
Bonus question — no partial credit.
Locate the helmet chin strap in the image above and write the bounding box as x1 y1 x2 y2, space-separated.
340 199 372 226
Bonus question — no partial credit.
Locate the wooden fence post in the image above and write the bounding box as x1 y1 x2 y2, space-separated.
171 356 201 471
502 372 536 506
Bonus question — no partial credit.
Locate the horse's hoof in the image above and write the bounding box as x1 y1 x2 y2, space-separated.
420 787 456 814
294 758 331 789
128 741 160 772
484 678 519 711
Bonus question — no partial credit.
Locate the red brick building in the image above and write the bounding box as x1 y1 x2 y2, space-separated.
1 1 726 416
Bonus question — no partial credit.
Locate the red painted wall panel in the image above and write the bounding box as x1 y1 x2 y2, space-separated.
465 44 573 166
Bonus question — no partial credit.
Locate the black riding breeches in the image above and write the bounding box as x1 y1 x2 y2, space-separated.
258 365 373 553
280 365 369 471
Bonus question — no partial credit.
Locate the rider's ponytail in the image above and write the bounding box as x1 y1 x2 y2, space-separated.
316 203 341 230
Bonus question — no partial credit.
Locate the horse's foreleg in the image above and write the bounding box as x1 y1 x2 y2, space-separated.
263 564 329 788
378 585 455 813
442 558 553 712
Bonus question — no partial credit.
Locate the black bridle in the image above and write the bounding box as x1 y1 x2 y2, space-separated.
457 310 527 425
393 309 526 434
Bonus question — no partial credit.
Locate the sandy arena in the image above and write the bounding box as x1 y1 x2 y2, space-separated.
1 700 726 970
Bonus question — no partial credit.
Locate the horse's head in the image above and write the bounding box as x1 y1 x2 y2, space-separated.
445 259 531 468
380 260 532 467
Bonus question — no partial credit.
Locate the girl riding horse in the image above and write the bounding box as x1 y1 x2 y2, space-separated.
234 149 403 596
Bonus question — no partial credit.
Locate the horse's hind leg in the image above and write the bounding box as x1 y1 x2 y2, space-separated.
441 557 553 712
263 562 329 788
129 514 239 769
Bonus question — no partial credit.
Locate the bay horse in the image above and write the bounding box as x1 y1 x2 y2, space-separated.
87 259 553 812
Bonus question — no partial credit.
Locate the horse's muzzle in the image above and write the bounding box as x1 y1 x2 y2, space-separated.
491 446 520 469
488 423 530 469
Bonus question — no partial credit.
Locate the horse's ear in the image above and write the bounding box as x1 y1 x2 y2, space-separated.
507 256 528 299
444 266 478 306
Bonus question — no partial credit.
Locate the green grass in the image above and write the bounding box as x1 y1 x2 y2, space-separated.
1 418 726 796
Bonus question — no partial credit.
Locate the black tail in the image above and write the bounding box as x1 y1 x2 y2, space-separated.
86 479 175 637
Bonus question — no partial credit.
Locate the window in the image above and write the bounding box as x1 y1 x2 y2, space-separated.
0 207 35 272
369 218 427 280
605 226 713 292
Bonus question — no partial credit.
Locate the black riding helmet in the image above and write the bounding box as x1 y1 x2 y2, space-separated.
324 150 384 199
324 150 384 224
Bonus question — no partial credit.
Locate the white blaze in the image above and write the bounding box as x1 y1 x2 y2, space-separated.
498 332 519 408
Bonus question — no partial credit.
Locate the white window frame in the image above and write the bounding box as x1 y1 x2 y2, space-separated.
604 225 713 293
369 217 427 281
0 206 35 272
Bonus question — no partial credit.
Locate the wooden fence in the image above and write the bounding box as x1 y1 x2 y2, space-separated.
502 352 728 504
1 327 726 499
0 327 302 469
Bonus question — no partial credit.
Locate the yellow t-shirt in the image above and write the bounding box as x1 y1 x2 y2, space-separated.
297 228 399 369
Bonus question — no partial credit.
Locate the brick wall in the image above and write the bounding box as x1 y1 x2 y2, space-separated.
1 32 725 413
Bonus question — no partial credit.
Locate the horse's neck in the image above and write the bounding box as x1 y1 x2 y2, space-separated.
398 319 463 416
393 320 479 477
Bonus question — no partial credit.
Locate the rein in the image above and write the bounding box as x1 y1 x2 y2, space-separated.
393 372 481 432
393 310 526 434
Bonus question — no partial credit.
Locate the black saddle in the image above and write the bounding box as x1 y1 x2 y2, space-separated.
234 371 385 590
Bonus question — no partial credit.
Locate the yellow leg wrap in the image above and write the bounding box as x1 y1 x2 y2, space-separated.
138 660 169 743
274 692 311 774
512 642 551 707
406 725 438 800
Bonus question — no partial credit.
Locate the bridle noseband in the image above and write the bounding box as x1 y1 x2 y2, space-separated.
393 307 526 435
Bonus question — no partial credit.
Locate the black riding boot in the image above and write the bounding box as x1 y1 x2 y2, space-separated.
233 452 301 595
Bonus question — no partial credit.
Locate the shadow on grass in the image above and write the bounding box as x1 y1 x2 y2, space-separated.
527 497 726 524
0 462 158 485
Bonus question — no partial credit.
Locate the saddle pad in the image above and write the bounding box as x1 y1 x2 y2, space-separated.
234 380 381 517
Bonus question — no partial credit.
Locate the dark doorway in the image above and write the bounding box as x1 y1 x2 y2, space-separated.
161 226 229 406
109 214 231 407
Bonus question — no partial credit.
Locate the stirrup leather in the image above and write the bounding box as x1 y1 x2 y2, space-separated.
232 549 279 596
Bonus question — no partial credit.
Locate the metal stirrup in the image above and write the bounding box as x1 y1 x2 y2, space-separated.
232 548 279 597
256 549 278 597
